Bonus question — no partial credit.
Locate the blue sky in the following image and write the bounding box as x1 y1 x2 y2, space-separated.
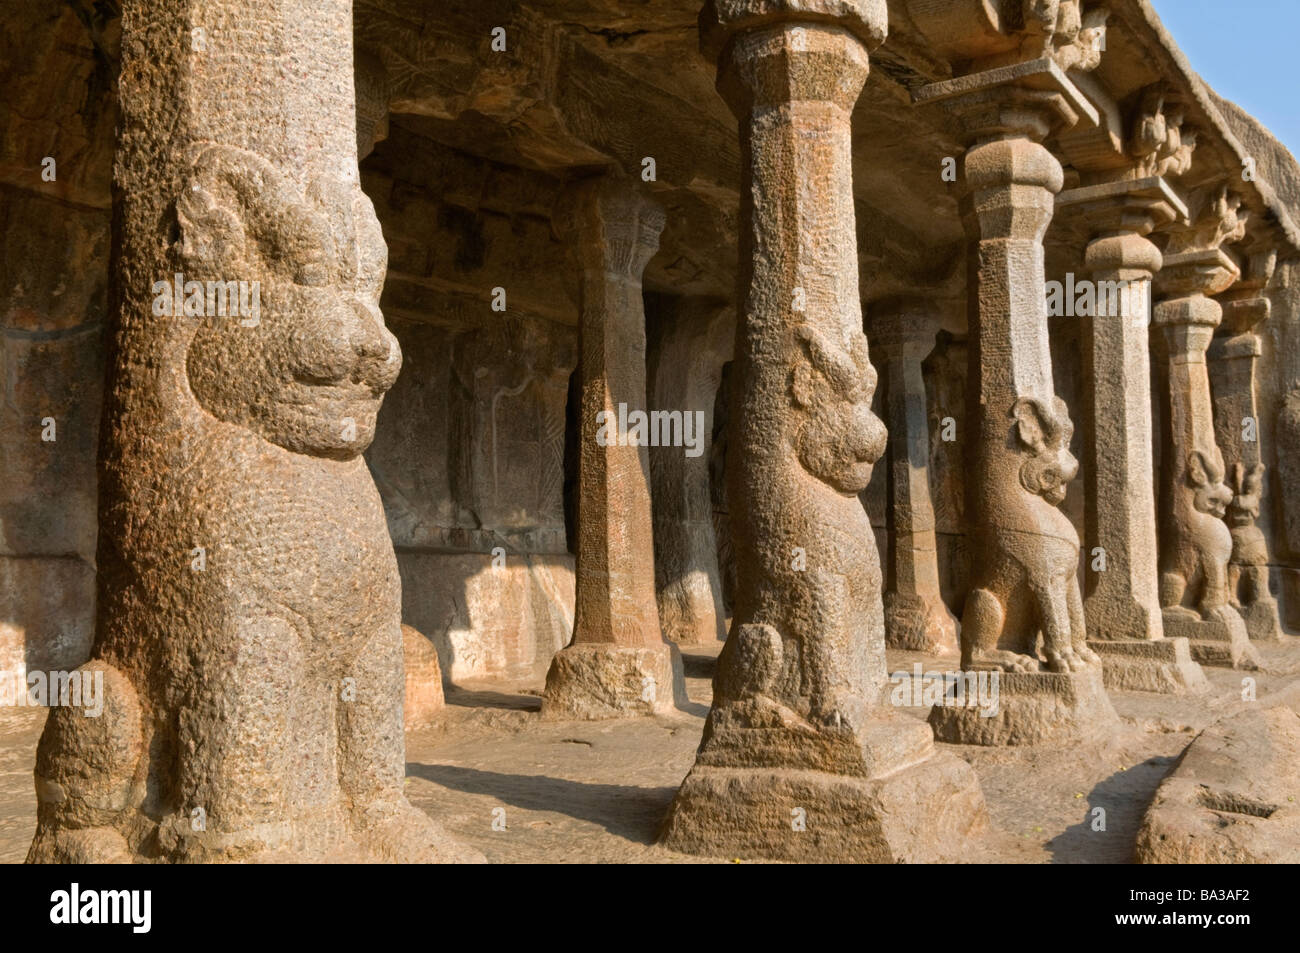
1150 0 1299 159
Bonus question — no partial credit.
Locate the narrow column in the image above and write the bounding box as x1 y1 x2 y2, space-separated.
1055 178 1206 693
28 0 480 863
1210 250 1283 641
648 297 733 645
870 300 958 655
1152 186 1258 669
662 0 986 863
542 175 686 719
916 59 1118 746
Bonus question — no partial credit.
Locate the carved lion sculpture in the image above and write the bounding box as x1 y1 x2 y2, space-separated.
961 395 1100 674
28 144 479 863
714 323 887 747
1226 461 1269 607
1160 448 1236 623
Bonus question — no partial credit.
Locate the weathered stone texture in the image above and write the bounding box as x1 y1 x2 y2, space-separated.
543 175 685 719
1135 702 1300 863
1152 187 1259 670
869 300 958 655
663 1 986 861
27 0 480 864
403 624 446 730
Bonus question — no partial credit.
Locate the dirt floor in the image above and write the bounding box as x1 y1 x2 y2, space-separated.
3 638 1298 863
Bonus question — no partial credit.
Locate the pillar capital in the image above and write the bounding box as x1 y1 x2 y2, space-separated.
1215 247 1277 335
1058 175 1187 247
915 59 1099 146
554 175 665 282
868 298 944 358
709 20 873 117
1156 184 1248 299
699 0 887 66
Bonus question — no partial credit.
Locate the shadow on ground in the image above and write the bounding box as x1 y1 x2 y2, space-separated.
1045 755 1179 863
408 762 676 844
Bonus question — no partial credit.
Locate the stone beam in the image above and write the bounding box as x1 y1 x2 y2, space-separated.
355 0 740 188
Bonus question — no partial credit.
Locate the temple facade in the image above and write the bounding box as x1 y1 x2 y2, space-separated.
3 0 1299 862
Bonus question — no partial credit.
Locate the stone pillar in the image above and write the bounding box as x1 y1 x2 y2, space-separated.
869 299 958 655
28 0 481 864
916 59 1118 745
662 0 986 863
1210 250 1283 641
1152 186 1258 669
542 175 686 719
648 297 733 645
1055 177 1206 693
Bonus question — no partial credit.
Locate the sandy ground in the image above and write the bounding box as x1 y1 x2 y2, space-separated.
3 638 1298 863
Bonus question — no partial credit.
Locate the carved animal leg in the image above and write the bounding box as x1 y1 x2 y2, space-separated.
1036 581 1082 673
173 612 302 860
1199 556 1230 617
1067 573 1101 665
1227 563 1243 608
961 587 1039 672
1160 571 1198 620
29 827 133 864
26 660 142 864
338 623 478 862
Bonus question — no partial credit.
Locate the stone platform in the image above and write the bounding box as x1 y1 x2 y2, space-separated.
659 714 987 862
1164 609 1259 670
542 643 685 720
928 666 1119 746
1088 636 1208 694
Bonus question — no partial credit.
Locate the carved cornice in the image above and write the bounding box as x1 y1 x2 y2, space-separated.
1128 86 1197 180
1155 184 1248 299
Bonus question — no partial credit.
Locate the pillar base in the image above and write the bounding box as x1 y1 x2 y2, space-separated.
659 715 986 862
884 592 959 656
1163 608 1259 669
1236 597 1283 642
541 642 685 719
1088 637 1208 694
928 667 1118 746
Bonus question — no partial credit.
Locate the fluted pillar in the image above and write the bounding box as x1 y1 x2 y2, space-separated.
542 175 686 719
